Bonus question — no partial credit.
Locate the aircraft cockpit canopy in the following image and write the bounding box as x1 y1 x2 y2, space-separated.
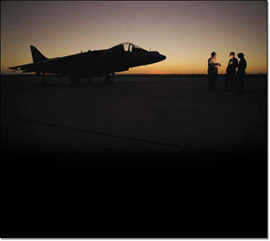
113 42 148 53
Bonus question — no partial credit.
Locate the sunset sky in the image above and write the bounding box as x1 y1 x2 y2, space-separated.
1 1 267 75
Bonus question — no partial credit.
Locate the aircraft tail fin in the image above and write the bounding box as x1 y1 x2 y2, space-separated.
30 46 48 63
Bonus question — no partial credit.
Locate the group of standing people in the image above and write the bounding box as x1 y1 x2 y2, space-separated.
207 51 247 92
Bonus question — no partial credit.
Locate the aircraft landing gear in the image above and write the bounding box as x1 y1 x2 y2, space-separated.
105 73 115 85
42 73 47 87
70 75 81 87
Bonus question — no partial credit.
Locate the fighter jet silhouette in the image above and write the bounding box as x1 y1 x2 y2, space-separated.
9 42 166 86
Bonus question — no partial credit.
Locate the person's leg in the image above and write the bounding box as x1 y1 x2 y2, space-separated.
230 74 235 91
242 78 245 92
236 74 240 92
213 72 217 90
224 74 228 90
239 76 245 92
230 75 233 91
208 73 213 91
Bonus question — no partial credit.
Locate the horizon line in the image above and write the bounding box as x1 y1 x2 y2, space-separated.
1 73 267 76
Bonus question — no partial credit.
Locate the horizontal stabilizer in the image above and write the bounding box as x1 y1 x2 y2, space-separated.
9 62 35 71
22 70 34 73
9 66 21 70
11 69 20 73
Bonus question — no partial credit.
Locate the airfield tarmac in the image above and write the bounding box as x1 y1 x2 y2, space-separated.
1 75 267 166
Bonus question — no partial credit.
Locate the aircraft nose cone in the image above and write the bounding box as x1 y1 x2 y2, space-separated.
147 52 166 64
160 54 166 61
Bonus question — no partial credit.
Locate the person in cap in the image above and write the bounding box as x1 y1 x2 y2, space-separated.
208 52 221 91
236 53 247 92
224 52 238 91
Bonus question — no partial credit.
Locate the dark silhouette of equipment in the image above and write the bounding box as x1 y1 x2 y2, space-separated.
9 42 166 86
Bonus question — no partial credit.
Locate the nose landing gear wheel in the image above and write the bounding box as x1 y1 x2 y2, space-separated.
105 73 115 85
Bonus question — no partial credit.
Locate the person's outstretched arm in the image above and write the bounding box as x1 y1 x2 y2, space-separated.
209 59 221 67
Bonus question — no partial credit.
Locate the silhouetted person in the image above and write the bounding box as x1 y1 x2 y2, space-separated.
236 53 247 93
224 52 238 91
208 52 221 91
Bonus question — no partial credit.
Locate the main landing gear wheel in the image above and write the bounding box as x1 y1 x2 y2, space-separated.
105 73 115 85
70 76 81 87
42 73 48 88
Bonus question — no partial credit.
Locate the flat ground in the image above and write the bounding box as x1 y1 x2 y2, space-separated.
1 75 267 166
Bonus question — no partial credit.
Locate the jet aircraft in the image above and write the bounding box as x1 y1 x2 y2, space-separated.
9 42 166 86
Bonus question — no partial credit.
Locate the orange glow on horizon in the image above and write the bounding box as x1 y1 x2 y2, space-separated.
1 1 267 75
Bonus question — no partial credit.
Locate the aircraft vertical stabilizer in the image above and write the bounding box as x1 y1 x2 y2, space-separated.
30 46 48 63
